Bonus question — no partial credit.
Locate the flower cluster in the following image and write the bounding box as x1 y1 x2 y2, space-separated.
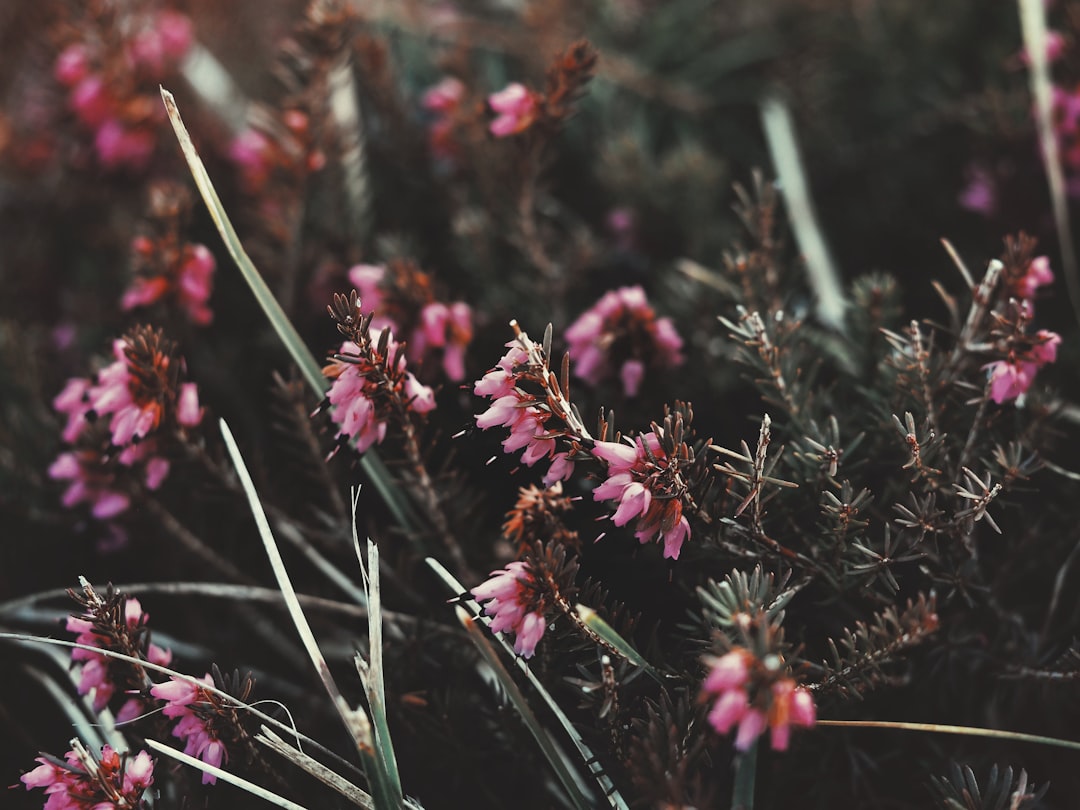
323 292 437 455
471 561 549 657
986 328 1062 404
486 40 598 139
229 109 325 196
565 286 684 398
346 261 473 381
422 76 467 160
67 592 172 720
21 742 155 810
150 675 229 784
488 83 540 138
54 9 193 170
592 433 692 560
701 649 816 752
474 336 576 487
50 328 202 520
121 182 216 325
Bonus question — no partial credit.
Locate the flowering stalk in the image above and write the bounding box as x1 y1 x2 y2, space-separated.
20 739 155 809
66 579 172 721
325 291 471 576
50 327 203 524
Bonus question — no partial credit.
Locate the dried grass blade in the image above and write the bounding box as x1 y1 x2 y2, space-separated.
817 719 1080 751
257 726 374 809
1019 0 1080 326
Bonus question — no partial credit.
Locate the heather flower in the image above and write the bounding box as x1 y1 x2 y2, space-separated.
471 561 548 657
488 83 539 137
702 650 815 752
50 328 203 520
123 240 216 325
422 76 465 160
21 742 155 809
1012 255 1054 301
564 286 684 397
985 329 1062 404
474 339 575 486
151 674 228 784
67 590 172 717
344 262 473 379
322 299 437 456
591 432 692 560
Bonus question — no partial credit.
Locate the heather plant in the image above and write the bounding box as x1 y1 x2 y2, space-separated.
2 2 1080 809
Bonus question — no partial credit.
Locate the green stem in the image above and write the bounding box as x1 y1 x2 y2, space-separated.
732 740 757 810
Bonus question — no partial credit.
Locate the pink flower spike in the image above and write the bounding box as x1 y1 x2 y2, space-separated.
790 688 816 728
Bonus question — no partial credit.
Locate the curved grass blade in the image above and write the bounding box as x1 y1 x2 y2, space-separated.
456 606 593 810
257 726 374 808
426 558 630 810
221 418 403 809
159 87 416 535
817 719 1080 752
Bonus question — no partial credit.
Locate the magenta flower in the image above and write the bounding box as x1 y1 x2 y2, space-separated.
474 341 575 486
1014 255 1055 301
488 83 539 137
591 432 691 560
471 561 548 657
152 678 227 786
324 329 437 455
422 76 465 160
67 596 172 714
21 743 155 809
54 44 90 87
564 286 684 397
702 651 815 752
123 241 215 324
50 329 203 520
985 329 1062 404
151 674 227 784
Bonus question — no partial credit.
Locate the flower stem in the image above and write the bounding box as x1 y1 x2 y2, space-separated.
732 740 757 810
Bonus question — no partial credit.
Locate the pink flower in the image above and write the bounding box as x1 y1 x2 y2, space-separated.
958 166 997 217
55 44 90 87
565 286 684 397
177 244 216 324
177 382 203 427
324 333 436 454
702 653 815 752
1017 256 1055 300
49 451 130 519
423 77 465 112
151 674 226 784
985 329 1062 403
987 360 1036 404
21 744 155 807
768 680 817 752
488 83 539 137
591 432 691 560
94 120 156 171
472 561 547 657
411 300 473 380
70 75 113 128
346 264 387 314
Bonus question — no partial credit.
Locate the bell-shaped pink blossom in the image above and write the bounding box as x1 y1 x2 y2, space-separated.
488 83 539 137
472 561 547 658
